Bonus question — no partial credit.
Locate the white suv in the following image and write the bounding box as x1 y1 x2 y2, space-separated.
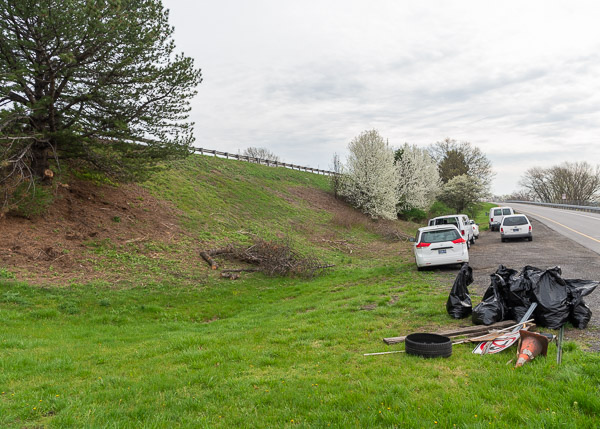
413 225 469 270
488 206 514 231
428 214 474 246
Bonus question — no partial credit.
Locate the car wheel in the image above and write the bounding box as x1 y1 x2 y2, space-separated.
405 333 452 358
528 236 533 242
501 237 506 242
470 237 475 245
417 266 425 271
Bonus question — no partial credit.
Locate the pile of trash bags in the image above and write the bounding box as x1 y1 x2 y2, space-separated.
447 263 598 329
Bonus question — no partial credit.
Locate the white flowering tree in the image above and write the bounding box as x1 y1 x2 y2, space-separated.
438 174 486 212
340 130 398 219
395 143 441 211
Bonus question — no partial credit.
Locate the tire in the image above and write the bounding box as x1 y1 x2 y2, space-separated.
528 236 533 242
501 237 506 242
405 333 452 358
417 266 425 272
470 237 475 245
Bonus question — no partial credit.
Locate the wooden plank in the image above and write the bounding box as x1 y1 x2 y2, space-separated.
383 320 517 345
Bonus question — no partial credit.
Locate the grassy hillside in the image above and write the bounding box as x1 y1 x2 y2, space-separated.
0 156 598 428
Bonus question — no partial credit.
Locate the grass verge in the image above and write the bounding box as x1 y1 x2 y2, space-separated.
1 265 598 428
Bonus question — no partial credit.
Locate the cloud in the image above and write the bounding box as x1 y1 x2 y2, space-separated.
164 0 600 194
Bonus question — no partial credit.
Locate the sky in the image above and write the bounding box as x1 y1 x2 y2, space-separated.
162 0 600 195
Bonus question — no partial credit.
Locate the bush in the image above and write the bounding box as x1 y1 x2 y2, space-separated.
428 201 453 218
399 207 427 222
8 182 54 218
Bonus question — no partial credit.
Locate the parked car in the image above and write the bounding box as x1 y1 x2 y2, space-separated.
428 214 474 246
500 214 532 242
469 219 480 239
488 206 514 231
412 225 469 270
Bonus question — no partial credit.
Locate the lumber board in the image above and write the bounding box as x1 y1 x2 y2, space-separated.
383 320 517 345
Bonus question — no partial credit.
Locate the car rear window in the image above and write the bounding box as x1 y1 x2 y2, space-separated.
420 229 461 243
502 208 512 215
503 216 528 226
493 209 502 216
433 217 458 227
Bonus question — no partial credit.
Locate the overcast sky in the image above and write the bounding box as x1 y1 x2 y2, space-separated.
163 0 600 195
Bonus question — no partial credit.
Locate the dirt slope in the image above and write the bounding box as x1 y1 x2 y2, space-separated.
0 180 182 284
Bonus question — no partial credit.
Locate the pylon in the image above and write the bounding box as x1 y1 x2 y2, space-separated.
515 330 549 367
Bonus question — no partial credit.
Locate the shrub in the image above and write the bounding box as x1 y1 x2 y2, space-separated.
8 182 54 218
428 201 453 218
399 207 427 222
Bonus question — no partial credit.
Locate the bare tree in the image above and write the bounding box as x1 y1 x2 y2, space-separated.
243 147 280 162
520 162 600 204
329 152 344 199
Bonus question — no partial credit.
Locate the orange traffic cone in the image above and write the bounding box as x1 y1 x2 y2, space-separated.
515 330 549 367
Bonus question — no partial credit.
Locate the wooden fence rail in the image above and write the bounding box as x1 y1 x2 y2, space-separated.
192 147 336 176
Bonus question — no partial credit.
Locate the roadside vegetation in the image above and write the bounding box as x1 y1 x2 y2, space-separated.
1 156 598 428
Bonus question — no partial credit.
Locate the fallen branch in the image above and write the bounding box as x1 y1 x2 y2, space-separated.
201 238 333 278
200 251 218 270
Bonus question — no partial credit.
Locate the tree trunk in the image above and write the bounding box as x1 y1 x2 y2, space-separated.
30 142 49 180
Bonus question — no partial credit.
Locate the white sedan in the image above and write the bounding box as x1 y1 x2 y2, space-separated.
500 214 533 242
469 220 480 239
412 225 469 270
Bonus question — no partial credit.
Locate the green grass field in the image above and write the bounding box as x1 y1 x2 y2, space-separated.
1 156 598 428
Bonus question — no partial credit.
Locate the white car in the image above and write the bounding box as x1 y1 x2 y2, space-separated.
489 206 514 231
428 214 474 246
500 214 533 242
469 220 480 239
413 225 469 270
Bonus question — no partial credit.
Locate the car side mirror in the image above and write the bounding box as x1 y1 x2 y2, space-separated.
409 238 415 242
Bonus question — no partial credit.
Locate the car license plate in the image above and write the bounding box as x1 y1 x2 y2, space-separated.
438 249 446 254
513 228 519 232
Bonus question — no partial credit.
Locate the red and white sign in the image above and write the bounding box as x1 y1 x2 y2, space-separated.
473 332 521 354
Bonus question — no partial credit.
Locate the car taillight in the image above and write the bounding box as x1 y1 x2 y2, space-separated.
416 242 431 248
452 238 466 244
491 218 493 222
461 230 465 235
500 227 503 232
529 225 532 231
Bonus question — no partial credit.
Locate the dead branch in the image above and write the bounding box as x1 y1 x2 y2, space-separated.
201 237 333 278
200 251 218 270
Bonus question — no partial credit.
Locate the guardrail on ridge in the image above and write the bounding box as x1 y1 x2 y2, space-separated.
505 200 600 214
193 147 336 176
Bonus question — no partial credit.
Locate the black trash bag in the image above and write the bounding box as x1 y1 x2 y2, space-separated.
566 279 599 329
494 265 532 321
530 266 569 329
446 263 473 319
472 273 506 325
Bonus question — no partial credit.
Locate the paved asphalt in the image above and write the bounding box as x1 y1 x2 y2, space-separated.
467 216 600 350
501 202 600 255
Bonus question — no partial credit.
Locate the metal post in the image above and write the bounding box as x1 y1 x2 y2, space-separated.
557 325 564 364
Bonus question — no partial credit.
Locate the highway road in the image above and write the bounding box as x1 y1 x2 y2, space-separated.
500 202 600 256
